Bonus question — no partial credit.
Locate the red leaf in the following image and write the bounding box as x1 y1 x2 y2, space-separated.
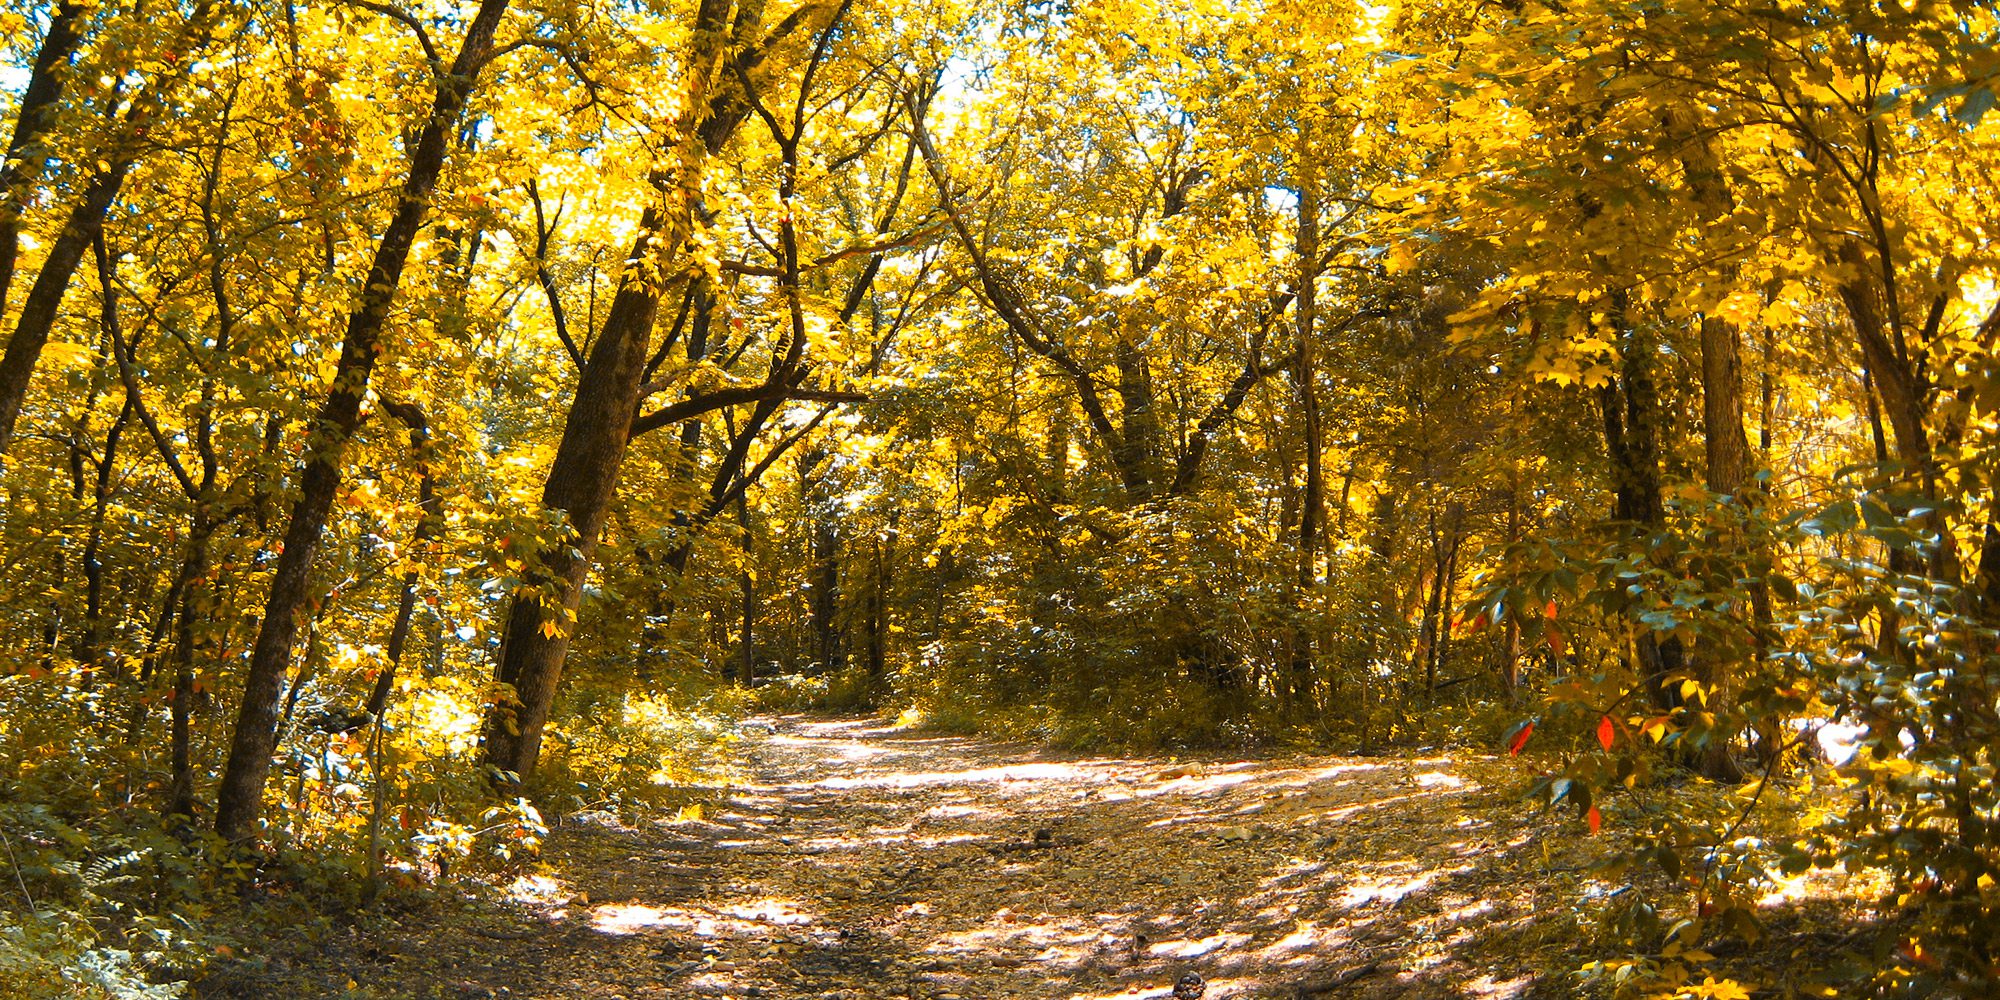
1544 600 1559 620
1507 721 1534 756
1547 627 1566 656
1586 805 1602 835
1597 715 1616 751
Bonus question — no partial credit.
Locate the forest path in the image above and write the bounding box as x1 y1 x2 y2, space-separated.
268 717 1568 1000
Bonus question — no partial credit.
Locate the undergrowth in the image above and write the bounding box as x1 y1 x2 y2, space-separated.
0 670 748 999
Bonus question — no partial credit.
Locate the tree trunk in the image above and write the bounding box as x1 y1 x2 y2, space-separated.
1289 119 1323 715
810 511 843 672
1112 339 1158 501
1426 512 1463 701
1674 114 1758 780
1692 310 1751 782
365 401 443 719
1501 463 1523 702
1596 297 1685 714
0 0 88 317
167 515 221 824
77 401 133 686
0 168 131 453
1293 122 1323 592
213 0 512 843
1834 239 1951 549
0 3 220 455
481 0 741 782
1415 515 1446 699
737 492 755 687
865 533 889 683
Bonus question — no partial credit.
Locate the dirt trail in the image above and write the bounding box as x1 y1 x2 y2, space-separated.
288 717 1570 1000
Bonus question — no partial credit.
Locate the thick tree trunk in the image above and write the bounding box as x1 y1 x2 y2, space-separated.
481 0 740 782
1700 316 1751 497
213 0 512 843
1675 115 1757 780
1693 311 1750 782
1112 340 1159 500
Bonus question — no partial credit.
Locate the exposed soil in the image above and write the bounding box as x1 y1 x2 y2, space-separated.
204 716 1587 1000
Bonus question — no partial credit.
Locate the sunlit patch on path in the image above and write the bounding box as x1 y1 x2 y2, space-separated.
293 716 1567 999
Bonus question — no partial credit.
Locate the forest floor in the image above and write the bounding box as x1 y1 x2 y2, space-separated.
199 716 1619 1000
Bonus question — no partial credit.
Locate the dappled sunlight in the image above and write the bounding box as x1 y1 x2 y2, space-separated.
1240 761 1393 788
505 873 571 906
589 902 678 936
1145 930 1253 959
1249 919 1359 967
921 803 988 819
1340 865 1470 908
765 735 901 763
1466 974 1536 998
786 831 989 851
589 896 818 938
428 721 1582 999
1143 784 1465 833
924 912 1107 958
719 899 814 925
811 760 1122 790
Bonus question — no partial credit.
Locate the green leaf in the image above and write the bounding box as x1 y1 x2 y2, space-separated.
1956 86 1997 125
1800 500 1858 536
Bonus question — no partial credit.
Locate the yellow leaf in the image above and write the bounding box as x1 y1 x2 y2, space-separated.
1385 243 1416 273
42 342 94 369
1713 289 1761 326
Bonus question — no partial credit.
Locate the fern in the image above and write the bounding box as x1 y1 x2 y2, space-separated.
80 851 145 891
73 948 187 1000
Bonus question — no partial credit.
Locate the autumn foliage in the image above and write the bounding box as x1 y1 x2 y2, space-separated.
1 0 1999 996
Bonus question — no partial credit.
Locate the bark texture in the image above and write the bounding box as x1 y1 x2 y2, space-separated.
213 0 513 842
481 0 744 781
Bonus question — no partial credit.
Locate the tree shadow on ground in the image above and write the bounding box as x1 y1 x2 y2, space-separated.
199 716 1856 1000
